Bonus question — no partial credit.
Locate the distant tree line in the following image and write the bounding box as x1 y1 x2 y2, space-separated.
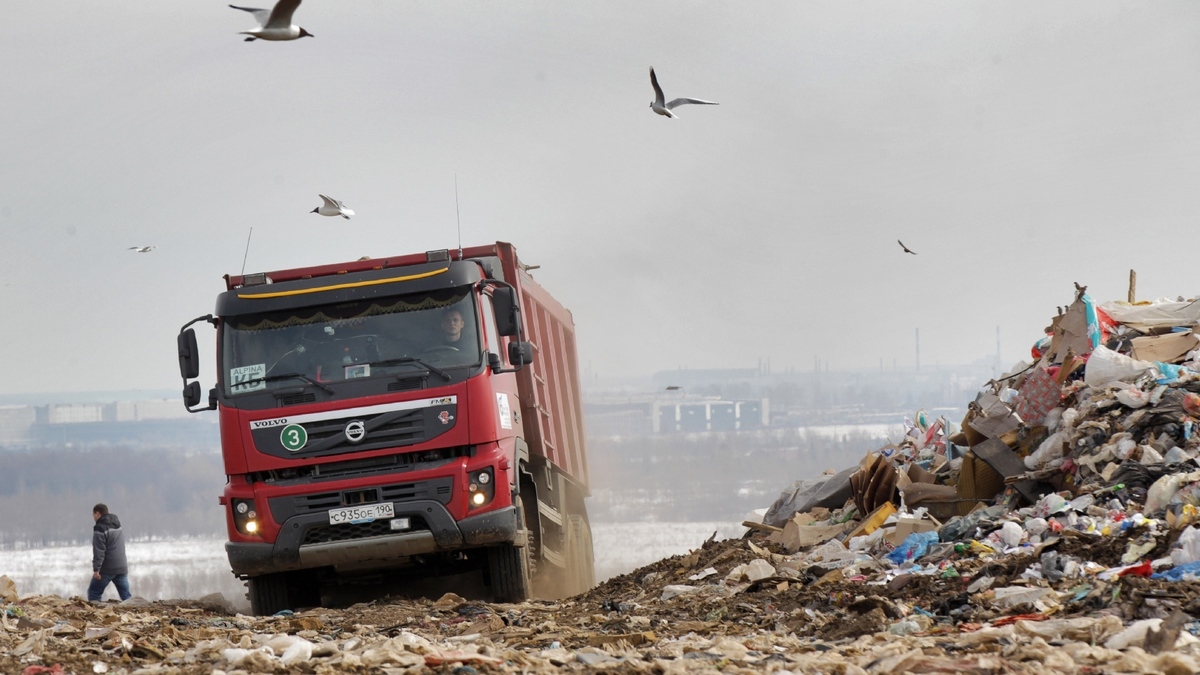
0 423 893 549
0 447 225 549
586 426 885 522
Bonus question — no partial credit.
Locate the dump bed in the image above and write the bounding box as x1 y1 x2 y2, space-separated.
486 243 589 492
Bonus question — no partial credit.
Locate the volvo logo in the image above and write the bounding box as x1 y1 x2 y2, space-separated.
344 420 367 443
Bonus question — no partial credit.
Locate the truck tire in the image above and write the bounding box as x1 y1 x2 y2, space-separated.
489 496 532 602
248 573 291 616
567 514 596 594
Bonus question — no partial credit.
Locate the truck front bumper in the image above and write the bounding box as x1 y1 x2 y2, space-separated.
226 502 519 577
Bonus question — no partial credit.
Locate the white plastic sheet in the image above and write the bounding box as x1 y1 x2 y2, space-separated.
1083 345 1155 387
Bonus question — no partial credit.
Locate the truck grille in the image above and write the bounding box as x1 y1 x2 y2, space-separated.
267 477 454 524
302 411 426 453
278 393 316 406
302 516 429 545
249 399 458 461
249 446 473 484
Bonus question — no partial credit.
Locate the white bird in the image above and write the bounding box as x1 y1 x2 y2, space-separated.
649 67 718 118
311 195 354 219
128 246 156 253
229 0 313 42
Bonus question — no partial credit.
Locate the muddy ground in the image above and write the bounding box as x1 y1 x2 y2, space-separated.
6 532 1200 673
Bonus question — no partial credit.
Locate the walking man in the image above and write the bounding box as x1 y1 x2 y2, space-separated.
88 503 131 602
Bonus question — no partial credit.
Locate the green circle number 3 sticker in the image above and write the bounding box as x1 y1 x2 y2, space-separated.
280 424 308 451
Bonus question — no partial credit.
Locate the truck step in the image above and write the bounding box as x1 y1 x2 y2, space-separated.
541 546 566 569
536 500 563 527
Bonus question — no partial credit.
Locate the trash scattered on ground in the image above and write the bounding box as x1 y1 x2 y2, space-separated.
10 284 1200 671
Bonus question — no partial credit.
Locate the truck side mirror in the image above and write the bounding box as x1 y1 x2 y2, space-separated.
508 341 533 366
178 314 217 413
492 287 520 337
178 328 200 380
184 381 203 408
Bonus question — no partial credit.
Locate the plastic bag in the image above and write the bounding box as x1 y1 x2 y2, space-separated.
1025 431 1067 470
1084 345 1155 387
1115 386 1151 409
1151 560 1200 582
1155 362 1192 384
1033 493 1070 518
1025 518 1049 537
938 505 1006 542
1146 473 1186 513
1172 526 1200 566
998 521 1023 548
885 531 939 565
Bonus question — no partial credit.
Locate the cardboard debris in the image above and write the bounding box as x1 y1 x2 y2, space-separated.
956 449 1006 506
970 437 1050 505
1131 331 1200 364
900 482 963 523
884 513 940 547
1014 367 1060 427
770 514 848 552
843 502 896 546
850 453 897 516
967 393 1022 440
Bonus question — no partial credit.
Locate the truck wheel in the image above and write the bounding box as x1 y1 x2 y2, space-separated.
489 496 532 602
567 514 596 595
248 573 291 616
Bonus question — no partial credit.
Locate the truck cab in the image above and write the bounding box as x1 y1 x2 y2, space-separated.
177 243 593 614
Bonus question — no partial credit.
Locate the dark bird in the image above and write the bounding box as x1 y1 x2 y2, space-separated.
897 240 917 255
665 385 682 391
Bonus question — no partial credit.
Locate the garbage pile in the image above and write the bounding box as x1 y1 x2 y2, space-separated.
751 286 1200 655
13 286 1200 673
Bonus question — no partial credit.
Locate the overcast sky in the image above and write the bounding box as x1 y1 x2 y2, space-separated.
3 2 1200 394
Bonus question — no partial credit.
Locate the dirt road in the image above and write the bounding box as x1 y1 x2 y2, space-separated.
4 536 1200 674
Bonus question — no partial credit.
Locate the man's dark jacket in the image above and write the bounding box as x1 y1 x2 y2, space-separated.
92 513 128 576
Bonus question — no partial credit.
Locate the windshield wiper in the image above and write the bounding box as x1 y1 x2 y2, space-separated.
366 356 451 381
244 373 336 395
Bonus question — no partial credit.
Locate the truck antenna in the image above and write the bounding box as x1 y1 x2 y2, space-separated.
240 226 253 275
455 173 463 261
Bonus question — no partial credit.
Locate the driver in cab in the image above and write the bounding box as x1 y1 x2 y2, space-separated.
440 308 466 350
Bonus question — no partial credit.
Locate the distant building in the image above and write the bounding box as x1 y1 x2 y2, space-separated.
0 398 216 449
36 403 105 425
653 398 769 434
0 406 35 445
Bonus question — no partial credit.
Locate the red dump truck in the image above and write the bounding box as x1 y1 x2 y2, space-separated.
176 242 593 614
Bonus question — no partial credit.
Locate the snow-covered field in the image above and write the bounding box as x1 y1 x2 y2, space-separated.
0 521 745 609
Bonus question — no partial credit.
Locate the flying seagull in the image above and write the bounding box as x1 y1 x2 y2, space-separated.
312 194 354 219
128 246 156 253
649 67 718 119
897 240 917 255
229 0 313 42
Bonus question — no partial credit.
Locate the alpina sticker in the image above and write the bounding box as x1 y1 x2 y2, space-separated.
496 393 512 430
230 364 266 394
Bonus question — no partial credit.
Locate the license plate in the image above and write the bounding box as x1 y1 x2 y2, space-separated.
328 502 394 525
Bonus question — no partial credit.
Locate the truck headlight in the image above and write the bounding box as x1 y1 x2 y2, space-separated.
468 468 495 509
232 498 260 536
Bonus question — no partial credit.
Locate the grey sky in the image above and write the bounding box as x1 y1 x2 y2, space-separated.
3 2 1200 394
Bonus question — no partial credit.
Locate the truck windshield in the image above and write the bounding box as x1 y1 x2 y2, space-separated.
221 289 480 396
